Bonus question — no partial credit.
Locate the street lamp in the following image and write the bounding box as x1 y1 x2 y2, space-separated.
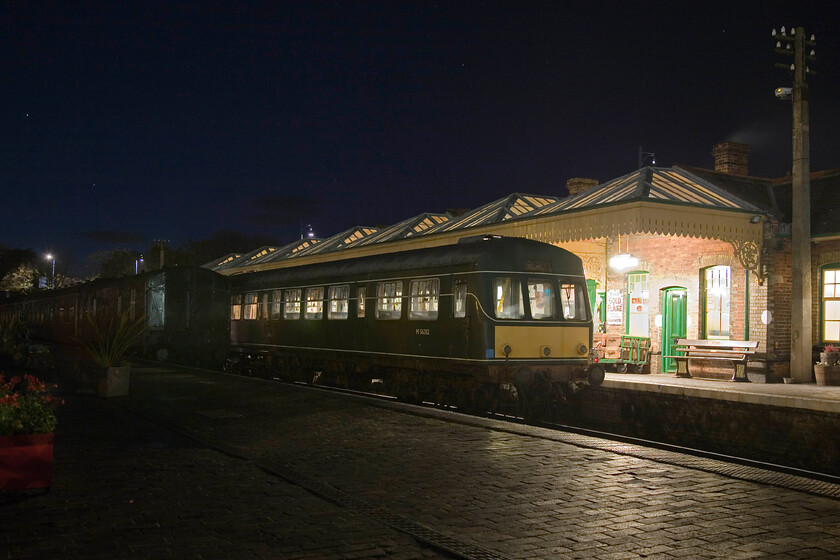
45 253 55 289
638 146 656 168
135 255 144 274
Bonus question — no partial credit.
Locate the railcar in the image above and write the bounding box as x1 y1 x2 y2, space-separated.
227 236 604 419
0 266 230 367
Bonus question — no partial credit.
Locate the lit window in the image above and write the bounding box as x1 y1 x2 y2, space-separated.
823 267 840 342
454 281 467 318
409 278 439 320
328 285 350 320
304 287 324 320
271 290 283 319
703 265 730 339
357 286 367 318
376 281 403 320
627 272 650 336
230 294 242 321
528 279 555 319
243 293 258 320
284 289 301 320
494 277 524 319
560 281 588 320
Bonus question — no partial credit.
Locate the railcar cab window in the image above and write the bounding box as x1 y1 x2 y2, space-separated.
328 285 350 320
528 279 555 319
376 281 403 320
231 294 242 320
284 289 301 319
560 281 588 320
270 290 283 320
305 287 324 320
409 278 439 320
494 277 524 319
454 281 467 318
357 286 367 318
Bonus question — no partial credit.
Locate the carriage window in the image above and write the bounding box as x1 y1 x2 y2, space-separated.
494 277 524 319
271 290 283 319
357 286 367 318
284 289 301 319
304 287 324 320
559 281 588 320
528 279 555 319
409 278 439 320
376 281 403 320
259 293 269 319
328 285 350 319
230 294 242 321
243 293 258 320
454 281 467 318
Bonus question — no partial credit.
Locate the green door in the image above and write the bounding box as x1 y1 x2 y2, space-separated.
661 287 687 373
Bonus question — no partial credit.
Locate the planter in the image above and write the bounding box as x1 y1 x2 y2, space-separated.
814 364 840 386
98 366 130 397
819 352 840 366
0 433 54 491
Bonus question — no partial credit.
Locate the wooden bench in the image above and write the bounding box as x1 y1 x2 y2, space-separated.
665 339 759 382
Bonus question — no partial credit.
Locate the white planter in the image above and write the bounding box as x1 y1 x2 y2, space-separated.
98 366 131 397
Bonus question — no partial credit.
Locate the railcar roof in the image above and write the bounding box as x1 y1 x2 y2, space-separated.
230 237 584 289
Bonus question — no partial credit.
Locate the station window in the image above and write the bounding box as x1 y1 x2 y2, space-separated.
230 294 242 321
357 286 367 318
627 272 649 337
454 280 467 318
376 281 403 320
243 293 258 320
703 265 730 339
559 281 588 320
409 278 439 320
822 266 840 342
494 277 524 319
270 290 283 320
527 279 555 319
284 289 301 320
328 285 350 320
304 287 324 320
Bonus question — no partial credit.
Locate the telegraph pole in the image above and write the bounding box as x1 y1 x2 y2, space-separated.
774 26 816 382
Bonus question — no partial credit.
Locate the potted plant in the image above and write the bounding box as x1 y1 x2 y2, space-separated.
0 373 63 491
79 310 145 397
814 344 840 386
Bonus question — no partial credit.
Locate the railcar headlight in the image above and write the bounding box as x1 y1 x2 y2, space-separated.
540 345 551 358
502 343 512 357
578 344 588 355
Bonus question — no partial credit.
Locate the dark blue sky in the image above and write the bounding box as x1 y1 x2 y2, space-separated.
3 1 840 274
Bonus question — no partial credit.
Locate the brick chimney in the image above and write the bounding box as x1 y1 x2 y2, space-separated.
566 177 599 196
712 142 750 175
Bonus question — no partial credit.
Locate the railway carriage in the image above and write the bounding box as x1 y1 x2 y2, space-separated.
227 236 604 418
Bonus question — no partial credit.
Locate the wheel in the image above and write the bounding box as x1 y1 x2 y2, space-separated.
614 362 628 374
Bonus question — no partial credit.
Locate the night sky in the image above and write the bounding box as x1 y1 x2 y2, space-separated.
3 2 840 275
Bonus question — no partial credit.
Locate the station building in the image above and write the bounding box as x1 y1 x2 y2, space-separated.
206 142 840 382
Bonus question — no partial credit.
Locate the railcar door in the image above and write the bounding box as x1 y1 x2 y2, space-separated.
354 285 369 352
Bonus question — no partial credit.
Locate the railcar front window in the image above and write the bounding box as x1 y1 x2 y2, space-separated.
494 277 524 319
230 294 242 321
409 278 439 320
284 289 301 320
528 279 555 319
328 285 350 319
243 293 258 320
376 281 403 320
305 287 324 320
559 282 588 320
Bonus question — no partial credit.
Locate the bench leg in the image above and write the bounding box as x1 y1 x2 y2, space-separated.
731 361 751 382
674 358 691 378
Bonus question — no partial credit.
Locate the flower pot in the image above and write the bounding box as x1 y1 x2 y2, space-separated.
819 352 840 366
0 433 54 491
814 364 840 386
98 366 131 397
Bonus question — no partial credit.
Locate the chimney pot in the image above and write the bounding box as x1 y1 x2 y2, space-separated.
566 177 599 196
712 142 750 175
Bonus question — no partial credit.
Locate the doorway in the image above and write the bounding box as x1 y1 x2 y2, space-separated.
661 287 687 373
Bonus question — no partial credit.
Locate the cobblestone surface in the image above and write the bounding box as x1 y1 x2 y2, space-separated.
4 366 840 559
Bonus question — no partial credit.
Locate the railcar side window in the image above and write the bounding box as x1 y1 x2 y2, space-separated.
259 293 269 319
328 285 350 319
284 289 301 320
494 277 524 319
271 290 283 319
357 286 367 318
528 279 556 319
409 278 439 320
376 281 403 320
559 282 588 320
454 281 467 318
243 293 258 320
305 287 324 320
230 294 242 321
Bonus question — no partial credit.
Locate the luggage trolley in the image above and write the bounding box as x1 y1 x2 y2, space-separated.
594 334 651 373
